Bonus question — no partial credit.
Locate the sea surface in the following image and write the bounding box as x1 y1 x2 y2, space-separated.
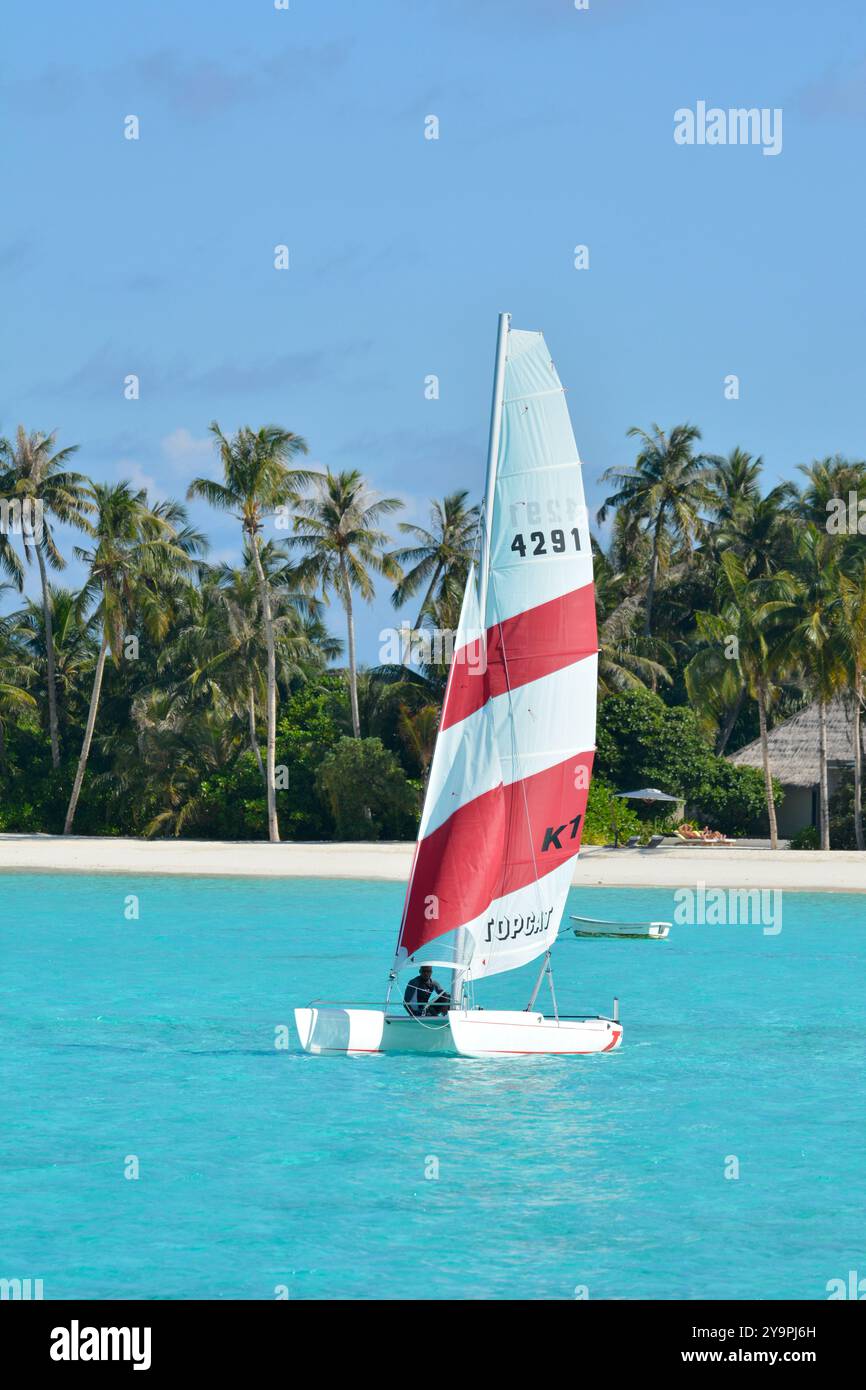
1 873 863 1301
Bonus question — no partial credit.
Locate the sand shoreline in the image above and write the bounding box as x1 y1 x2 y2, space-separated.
2 833 866 892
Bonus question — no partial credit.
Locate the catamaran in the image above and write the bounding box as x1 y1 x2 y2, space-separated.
296 313 628 1057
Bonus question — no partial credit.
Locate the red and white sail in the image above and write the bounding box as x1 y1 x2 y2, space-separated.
394 323 597 981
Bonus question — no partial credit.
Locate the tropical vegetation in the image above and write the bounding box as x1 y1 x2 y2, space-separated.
2 423 865 846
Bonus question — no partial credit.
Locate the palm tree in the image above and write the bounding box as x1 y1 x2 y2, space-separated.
391 491 479 630
702 450 793 578
0 479 24 589
685 608 748 754
63 483 202 835
794 456 866 528
787 525 847 851
398 703 439 794
135 697 246 838
169 546 336 782
162 565 267 777
96 687 247 839
593 543 672 695
687 552 799 848
713 486 793 580
187 423 312 842
290 470 402 738
838 559 866 850
686 481 795 752
706 447 763 526
13 585 97 750
599 423 710 636
0 586 37 772
0 427 92 767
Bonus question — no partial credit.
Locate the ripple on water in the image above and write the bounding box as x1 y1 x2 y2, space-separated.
0 875 862 1299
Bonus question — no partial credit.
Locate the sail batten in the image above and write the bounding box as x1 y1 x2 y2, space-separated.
394 321 597 981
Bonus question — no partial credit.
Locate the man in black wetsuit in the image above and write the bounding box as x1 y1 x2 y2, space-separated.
404 964 451 1017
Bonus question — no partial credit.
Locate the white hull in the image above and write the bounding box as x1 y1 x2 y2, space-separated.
448 1010 621 1057
294 1006 622 1057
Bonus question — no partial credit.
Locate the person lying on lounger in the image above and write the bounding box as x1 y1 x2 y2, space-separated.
677 823 730 843
677 823 703 840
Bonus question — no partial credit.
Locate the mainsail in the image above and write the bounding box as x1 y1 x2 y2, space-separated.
394 318 597 983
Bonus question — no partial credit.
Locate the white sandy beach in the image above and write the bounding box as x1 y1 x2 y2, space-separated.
2 833 866 892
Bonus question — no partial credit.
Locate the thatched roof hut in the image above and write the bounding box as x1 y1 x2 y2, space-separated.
728 697 857 787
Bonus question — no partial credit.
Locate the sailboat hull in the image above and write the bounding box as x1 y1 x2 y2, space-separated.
294 1006 454 1055
294 1006 622 1057
447 1010 622 1057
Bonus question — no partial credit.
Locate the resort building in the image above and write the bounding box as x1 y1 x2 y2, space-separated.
728 697 860 838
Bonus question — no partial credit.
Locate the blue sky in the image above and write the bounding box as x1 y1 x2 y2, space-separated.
3 0 866 660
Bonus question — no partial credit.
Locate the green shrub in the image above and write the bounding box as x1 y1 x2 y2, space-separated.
582 777 642 845
596 688 778 835
315 736 418 840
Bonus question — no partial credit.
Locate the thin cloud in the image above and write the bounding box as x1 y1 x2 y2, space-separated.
309 237 417 280
10 42 352 119
33 340 374 400
0 236 35 270
335 426 481 482
126 272 168 294
799 57 866 120
116 458 158 496
440 0 641 32
135 44 352 116
161 427 214 472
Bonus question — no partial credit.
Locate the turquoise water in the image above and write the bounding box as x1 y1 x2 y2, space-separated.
1 873 863 1301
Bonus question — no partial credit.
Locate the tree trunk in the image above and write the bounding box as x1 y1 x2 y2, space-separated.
413 563 442 635
249 536 280 842
248 682 265 783
854 677 864 852
818 697 830 851
715 688 745 756
36 544 61 769
64 634 108 835
757 685 779 850
340 552 361 738
642 516 663 639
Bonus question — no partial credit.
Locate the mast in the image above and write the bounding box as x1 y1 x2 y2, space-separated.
450 311 510 1009
478 311 510 623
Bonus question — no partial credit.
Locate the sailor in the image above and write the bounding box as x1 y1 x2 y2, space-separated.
404 964 450 1017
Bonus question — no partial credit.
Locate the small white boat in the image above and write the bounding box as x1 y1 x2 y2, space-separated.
570 915 671 940
296 314 622 1058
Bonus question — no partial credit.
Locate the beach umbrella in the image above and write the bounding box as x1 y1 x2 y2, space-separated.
615 788 680 802
610 788 681 847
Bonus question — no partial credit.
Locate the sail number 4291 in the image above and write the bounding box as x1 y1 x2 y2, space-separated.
510 528 581 557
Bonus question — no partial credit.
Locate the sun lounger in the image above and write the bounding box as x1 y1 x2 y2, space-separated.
676 826 732 846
